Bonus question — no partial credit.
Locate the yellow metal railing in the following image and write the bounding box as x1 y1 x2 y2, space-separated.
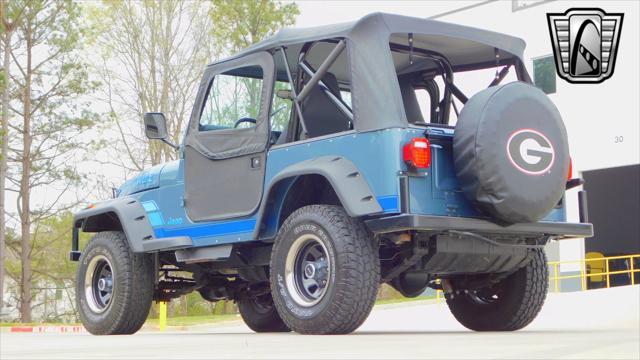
432 253 640 303
548 254 639 292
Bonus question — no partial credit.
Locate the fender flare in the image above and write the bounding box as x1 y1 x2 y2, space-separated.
71 197 191 255
254 156 382 238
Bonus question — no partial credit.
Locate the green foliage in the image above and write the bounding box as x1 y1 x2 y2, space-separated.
271 81 292 131
3 0 103 322
85 0 215 167
201 74 264 128
2 0 301 322
4 212 89 322
7 0 101 189
209 0 299 54
201 1 299 136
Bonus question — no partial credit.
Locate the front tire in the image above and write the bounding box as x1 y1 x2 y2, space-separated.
446 249 548 331
76 231 154 335
270 205 379 334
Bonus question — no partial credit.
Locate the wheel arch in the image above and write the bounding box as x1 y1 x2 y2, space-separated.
255 156 382 240
73 197 155 253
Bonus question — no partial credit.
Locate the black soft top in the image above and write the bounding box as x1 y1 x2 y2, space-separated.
207 12 528 132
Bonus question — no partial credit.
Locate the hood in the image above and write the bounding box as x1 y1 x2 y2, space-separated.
117 163 166 197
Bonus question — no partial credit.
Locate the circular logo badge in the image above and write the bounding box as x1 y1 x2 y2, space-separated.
506 129 555 175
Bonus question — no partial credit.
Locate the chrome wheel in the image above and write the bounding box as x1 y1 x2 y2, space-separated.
84 255 114 313
285 234 331 307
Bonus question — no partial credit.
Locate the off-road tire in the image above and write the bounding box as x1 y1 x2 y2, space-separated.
237 294 290 333
76 231 154 335
270 205 379 334
446 249 548 331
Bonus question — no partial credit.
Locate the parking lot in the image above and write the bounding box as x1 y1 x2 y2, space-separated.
2 286 638 360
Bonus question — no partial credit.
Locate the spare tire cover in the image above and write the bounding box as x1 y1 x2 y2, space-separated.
453 82 569 224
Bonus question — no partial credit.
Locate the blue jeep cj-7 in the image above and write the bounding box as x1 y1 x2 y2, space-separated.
70 13 593 335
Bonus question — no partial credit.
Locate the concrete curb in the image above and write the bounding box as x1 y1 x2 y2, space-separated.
2 325 86 333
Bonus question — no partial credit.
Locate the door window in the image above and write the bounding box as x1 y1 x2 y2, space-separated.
199 66 264 131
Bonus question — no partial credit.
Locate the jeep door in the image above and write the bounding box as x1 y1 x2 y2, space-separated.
184 52 275 221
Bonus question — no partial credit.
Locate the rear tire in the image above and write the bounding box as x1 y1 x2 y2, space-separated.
76 231 154 335
446 249 548 331
237 294 290 333
270 205 379 334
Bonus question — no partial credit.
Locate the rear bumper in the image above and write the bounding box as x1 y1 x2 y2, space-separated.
365 214 593 239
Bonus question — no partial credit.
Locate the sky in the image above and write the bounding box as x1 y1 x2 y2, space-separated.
294 0 479 25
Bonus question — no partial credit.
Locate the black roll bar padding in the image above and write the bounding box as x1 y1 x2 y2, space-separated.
489 65 511 87
296 40 346 102
389 42 455 124
422 79 440 122
298 60 353 121
278 47 308 135
290 39 343 139
447 82 469 104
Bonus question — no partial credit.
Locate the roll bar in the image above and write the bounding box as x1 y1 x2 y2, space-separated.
278 39 353 138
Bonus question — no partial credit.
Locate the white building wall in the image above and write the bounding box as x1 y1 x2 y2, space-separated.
434 0 640 266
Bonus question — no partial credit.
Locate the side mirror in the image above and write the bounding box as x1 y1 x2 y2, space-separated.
143 112 178 150
144 112 168 140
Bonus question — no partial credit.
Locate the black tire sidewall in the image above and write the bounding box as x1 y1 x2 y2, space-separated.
237 295 290 332
76 231 153 335
76 234 122 331
446 249 548 331
270 205 379 334
271 215 338 320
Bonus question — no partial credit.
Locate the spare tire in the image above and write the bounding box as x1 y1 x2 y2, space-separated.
453 82 569 224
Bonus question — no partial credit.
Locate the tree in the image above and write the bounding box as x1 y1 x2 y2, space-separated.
209 0 299 54
5 0 99 322
208 0 299 132
4 212 81 322
87 0 299 177
0 0 26 314
87 0 214 171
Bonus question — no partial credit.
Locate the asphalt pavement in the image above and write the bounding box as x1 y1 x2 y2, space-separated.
1 286 638 359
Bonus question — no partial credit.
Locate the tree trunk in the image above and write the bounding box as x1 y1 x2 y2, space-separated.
19 28 33 323
0 24 11 312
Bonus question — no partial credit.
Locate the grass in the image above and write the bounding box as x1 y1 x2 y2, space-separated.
144 313 240 327
374 294 438 306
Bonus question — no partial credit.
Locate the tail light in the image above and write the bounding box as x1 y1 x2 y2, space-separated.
567 157 573 180
403 138 431 169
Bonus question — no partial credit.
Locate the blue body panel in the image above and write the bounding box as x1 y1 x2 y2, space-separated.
117 163 164 197
119 127 566 249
